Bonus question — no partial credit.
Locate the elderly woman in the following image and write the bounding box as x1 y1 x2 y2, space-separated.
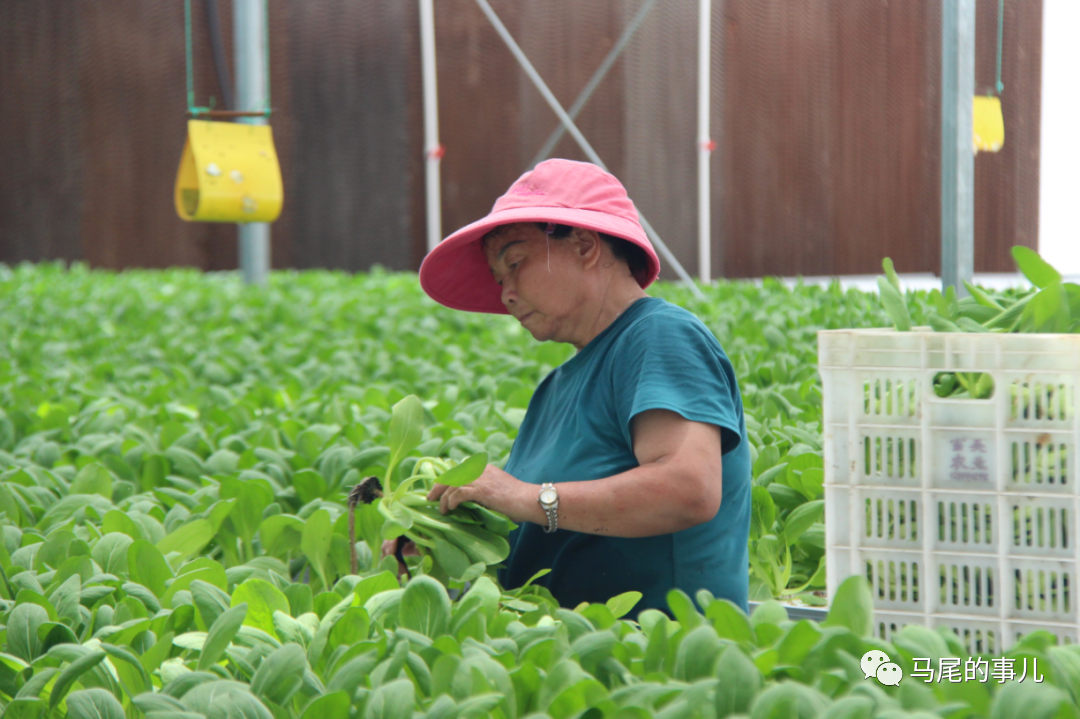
416 159 750 614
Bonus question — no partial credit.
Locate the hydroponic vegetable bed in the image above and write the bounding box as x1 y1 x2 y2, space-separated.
0 262 1077 719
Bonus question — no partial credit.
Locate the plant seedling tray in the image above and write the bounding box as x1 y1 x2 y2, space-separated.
748 601 828 622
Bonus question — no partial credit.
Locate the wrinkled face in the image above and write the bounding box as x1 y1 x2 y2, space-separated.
483 223 586 343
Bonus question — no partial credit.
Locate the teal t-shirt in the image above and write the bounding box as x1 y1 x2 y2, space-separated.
499 297 751 615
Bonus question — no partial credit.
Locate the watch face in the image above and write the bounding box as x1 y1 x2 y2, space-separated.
539 488 557 505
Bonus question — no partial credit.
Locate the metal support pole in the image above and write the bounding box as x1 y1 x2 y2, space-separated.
697 0 712 283
474 0 705 300
528 0 659 170
234 0 270 285
420 0 443 254
941 0 976 295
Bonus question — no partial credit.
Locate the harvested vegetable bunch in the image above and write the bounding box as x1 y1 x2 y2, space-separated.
349 395 516 582
876 248 1080 402
878 247 1080 336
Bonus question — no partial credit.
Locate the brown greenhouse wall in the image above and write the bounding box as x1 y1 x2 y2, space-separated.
0 1 1041 278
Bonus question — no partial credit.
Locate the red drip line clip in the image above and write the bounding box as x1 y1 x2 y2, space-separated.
426 144 446 161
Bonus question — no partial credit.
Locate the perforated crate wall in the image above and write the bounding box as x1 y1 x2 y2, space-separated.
821 329 1080 652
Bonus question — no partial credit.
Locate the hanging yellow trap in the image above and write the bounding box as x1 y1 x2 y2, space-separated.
973 96 1005 153
175 0 282 223
973 0 1006 154
175 119 283 223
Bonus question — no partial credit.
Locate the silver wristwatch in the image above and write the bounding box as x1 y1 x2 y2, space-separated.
538 482 559 533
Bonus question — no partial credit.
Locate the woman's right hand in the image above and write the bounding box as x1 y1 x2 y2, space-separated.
381 537 419 577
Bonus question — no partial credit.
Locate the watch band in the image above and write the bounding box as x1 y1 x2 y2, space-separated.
539 482 558 533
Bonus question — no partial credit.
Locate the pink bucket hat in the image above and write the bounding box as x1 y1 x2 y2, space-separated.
419 159 661 314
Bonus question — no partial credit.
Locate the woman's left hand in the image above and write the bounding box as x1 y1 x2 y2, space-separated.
427 464 535 522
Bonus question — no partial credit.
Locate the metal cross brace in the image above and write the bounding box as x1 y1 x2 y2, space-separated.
474 0 706 299
528 0 660 170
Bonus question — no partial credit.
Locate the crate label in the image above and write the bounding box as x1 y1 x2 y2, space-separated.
935 432 995 484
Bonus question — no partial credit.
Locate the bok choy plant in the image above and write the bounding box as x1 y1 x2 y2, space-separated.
349 395 516 583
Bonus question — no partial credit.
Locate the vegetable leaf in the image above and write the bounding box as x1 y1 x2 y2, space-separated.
1012 246 1062 288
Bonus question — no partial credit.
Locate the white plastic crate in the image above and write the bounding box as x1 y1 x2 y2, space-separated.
820 328 1080 652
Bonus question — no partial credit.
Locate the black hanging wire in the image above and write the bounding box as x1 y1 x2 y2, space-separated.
994 0 1004 95
186 0 267 117
206 0 234 111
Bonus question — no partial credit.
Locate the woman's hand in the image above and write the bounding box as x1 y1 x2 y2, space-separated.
427 410 722 539
426 409 723 538
427 464 542 524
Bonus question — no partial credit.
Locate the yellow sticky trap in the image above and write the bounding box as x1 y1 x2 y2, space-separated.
175 119 283 223
973 96 1005 153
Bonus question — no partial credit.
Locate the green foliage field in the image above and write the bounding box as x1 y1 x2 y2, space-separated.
1 262 1076 719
